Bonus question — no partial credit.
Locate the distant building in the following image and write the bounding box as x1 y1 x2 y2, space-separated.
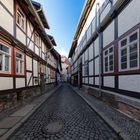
61 56 71 82
0 0 61 111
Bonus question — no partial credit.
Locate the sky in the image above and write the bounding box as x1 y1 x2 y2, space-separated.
35 0 85 57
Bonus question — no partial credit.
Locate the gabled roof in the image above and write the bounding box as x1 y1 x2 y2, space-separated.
47 35 57 46
32 1 50 29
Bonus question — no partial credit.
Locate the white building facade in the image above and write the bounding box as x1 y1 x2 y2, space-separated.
0 0 61 111
69 0 140 116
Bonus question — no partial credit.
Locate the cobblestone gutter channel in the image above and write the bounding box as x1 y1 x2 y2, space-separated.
8 84 121 140
70 86 140 140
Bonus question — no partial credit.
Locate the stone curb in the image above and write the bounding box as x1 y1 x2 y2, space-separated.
0 84 62 140
70 86 131 140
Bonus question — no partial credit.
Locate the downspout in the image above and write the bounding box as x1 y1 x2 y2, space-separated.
96 2 102 97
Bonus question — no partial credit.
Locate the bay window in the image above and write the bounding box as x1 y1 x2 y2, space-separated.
0 43 11 73
104 46 114 73
119 30 139 71
16 51 24 74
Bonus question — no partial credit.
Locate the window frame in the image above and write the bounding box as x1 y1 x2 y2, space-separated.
34 32 40 47
0 42 11 74
16 50 24 75
119 29 139 71
16 7 25 31
103 45 114 73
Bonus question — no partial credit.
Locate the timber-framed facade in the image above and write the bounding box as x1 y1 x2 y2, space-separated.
69 0 140 115
0 0 62 111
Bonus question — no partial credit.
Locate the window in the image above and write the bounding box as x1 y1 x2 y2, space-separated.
34 33 39 46
119 30 139 71
84 61 89 76
0 43 11 72
17 8 25 30
16 51 24 74
104 46 114 73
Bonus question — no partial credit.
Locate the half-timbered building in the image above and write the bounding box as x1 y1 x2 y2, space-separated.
69 0 140 116
0 0 61 111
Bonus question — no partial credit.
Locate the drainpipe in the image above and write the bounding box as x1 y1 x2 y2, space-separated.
96 2 102 97
96 30 102 97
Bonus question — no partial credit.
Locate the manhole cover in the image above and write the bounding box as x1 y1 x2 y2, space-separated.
42 121 64 134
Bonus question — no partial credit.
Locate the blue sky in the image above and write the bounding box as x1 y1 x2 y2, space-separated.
35 0 85 57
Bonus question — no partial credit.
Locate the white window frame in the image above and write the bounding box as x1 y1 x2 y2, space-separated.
0 42 11 73
103 46 114 73
16 51 24 75
17 8 25 30
34 32 39 47
119 29 139 71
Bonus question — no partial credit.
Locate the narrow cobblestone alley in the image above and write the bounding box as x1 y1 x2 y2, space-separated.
9 84 121 140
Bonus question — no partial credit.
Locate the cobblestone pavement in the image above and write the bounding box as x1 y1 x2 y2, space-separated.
72 86 140 140
9 84 121 140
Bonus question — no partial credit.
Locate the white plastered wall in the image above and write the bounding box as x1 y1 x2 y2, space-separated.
94 37 99 57
1 0 14 14
85 78 88 84
95 77 99 85
0 77 13 90
118 0 140 36
119 75 140 93
104 76 114 88
95 57 99 75
35 45 39 55
103 21 114 47
77 0 106 45
27 20 34 39
0 3 13 35
26 56 32 71
89 77 93 85
16 27 26 45
16 78 25 88
89 61 93 76
33 60 38 77
100 3 111 23
27 40 34 51
27 72 33 86
89 43 93 60
85 49 88 61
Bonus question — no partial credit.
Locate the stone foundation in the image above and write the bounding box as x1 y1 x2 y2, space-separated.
0 83 57 112
0 86 40 112
82 85 140 121
0 92 17 112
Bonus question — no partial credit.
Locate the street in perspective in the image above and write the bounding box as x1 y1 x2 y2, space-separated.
0 0 140 140
8 84 121 140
